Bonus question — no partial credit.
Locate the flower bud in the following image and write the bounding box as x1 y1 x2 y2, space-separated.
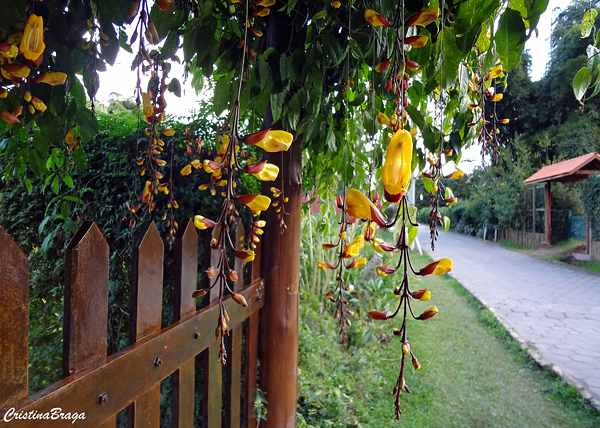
402 343 410 354
192 289 208 298
231 292 248 307
412 356 421 370
368 310 389 320
411 289 431 301
417 306 439 320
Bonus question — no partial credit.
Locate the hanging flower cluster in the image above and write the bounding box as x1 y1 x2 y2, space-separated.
318 191 380 343
467 63 510 161
367 6 439 128
188 103 292 363
0 13 67 123
313 5 455 419
181 0 293 365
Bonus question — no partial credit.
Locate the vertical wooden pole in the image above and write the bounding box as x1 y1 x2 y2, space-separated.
224 222 245 428
258 135 301 428
545 182 552 244
532 185 536 233
244 239 262 428
172 219 197 428
128 222 164 428
204 227 223 428
63 222 115 427
586 217 591 254
0 226 29 410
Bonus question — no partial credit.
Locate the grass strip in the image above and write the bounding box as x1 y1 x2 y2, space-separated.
297 253 600 427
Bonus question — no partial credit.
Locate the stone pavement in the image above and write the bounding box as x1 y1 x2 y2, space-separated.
416 227 600 408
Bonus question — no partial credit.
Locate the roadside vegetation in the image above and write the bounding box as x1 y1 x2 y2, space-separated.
297 248 600 427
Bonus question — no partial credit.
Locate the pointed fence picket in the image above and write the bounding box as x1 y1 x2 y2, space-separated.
0 220 263 428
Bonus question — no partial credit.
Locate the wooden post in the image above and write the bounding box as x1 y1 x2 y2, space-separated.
63 222 115 427
172 219 197 428
128 222 164 428
255 6 303 428
532 185 536 233
0 226 29 409
545 182 552 244
258 134 301 428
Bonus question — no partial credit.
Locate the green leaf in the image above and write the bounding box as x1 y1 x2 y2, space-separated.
454 0 500 53
407 224 418 245
118 28 133 53
150 5 188 41
287 92 301 131
581 8 597 38
440 28 462 88
573 67 591 102
587 45 600 73
29 149 47 178
495 9 527 71
61 201 70 219
51 176 60 195
76 107 99 142
443 216 451 232
405 105 425 130
168 78 182 97
313 10 327 20
25 178 32 193
213 78 230 116
96 0 130 26
72 147 88 171
423 176 436 193
62 173 74 188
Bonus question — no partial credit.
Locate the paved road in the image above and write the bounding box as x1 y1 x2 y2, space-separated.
416 227 600 407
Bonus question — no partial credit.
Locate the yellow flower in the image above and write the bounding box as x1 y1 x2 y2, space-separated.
344 234 364 258
0 44 19 59
238 194 271 212
354 257 367 268
377 112 390 126
20 14 45 61
194 215 216 230
142 93 154 117
433 258 452 275
35 72 67 86
256 0 275 6
405 7 440 27
346 188 387 227
365 9 390 27
254 8 270 17
332 1 341 7
235 249 255 262
180 164 192 176
382 129 413 203
255 130 293 152
253 163 280 181
32 96 46 112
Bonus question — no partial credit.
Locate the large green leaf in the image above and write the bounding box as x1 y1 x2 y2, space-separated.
150 4 188 41
95 0 131 26
573 67 591 102
441 28 462 88
495 9 527 71
213 78 231 116
454 0 500 53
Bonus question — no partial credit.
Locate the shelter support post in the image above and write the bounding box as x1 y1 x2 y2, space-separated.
545 182 551 244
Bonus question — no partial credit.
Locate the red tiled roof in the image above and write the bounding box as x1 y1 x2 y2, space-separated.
524 152 600 184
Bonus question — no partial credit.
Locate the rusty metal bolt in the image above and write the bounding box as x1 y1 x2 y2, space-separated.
154 357 163 367
194 332 201 339
98 393 108 404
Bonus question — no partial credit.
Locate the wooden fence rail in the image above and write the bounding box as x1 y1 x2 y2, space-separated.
0 219 263 428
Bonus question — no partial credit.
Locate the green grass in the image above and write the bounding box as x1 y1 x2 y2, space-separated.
554 238 586 250
497 239 531 250
551 255 600 274
297 253 600 427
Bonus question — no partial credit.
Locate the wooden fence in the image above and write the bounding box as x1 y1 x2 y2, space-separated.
592 240 600 262
0 219 263 427
497 228 546 248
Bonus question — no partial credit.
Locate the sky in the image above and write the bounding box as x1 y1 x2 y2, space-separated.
96 2 567 171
